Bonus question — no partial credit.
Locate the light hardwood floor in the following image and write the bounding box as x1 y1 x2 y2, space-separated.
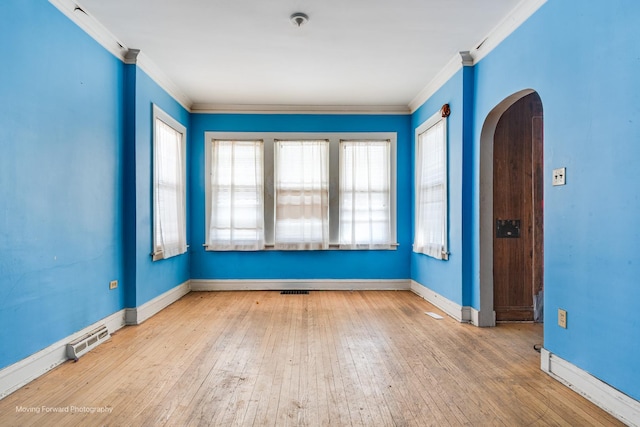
0 290 623 426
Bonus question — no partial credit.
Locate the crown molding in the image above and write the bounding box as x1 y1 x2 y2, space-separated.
48 0 128 60
470 0 547 64
460 51 474 67
49 0 193 112
51 0 546 117
190 103 411 115
135 52 193 111
123 48 140 65
408 54 463 113
408 0 547 113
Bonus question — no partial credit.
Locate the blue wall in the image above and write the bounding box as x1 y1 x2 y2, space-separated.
410 70 468 305
0 1 125 368
467 0 640 401
0 1 190 371
189 113 412 280
408 0 640 402
131 68 190 305
3 0 639 407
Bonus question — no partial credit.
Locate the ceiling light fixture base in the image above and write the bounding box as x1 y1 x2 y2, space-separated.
290 12 309 27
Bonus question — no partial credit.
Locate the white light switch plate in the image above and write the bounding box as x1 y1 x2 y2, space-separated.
553 167 566 186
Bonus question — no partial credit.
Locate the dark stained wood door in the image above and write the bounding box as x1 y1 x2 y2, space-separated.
493 93 543 322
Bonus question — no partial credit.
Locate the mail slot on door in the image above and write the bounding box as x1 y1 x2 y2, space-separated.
496 219 521 238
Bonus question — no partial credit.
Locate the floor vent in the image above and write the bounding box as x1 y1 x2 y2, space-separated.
280 290 309 295
66 325 110 361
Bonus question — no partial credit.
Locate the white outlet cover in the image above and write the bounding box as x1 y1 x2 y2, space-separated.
552 167 566 186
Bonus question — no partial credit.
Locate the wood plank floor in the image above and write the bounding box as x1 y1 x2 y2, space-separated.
0 290 624 426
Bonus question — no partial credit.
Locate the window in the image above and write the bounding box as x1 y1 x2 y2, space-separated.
339 140 391 249
204 132 397 250
274 140 330 250
414 111 448 260
206 140 265 250
152 105 187 261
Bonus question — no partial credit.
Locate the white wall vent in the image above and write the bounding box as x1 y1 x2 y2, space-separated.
66 325 110 361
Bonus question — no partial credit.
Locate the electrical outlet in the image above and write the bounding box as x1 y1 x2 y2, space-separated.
552 167 566 186
558 308 567 328
109 280 118 290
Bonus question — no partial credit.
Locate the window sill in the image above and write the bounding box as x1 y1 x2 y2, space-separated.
151 245 189 261
203 243 399 252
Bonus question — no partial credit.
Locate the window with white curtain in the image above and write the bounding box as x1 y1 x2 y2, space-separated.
414 112 448 260
206 139 265 250
274 140 330 250
203 131 397 251
152 105 187 261
339 140 391 249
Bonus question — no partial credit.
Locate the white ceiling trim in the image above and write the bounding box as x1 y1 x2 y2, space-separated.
408 53 464 113
136 52 192 111
191 104 411 115
48 0 127 61
408 0 547 113
49 0 193 111
470 0 548 64
50 0 546 116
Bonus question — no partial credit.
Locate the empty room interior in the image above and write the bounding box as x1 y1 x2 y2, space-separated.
1 0 639 425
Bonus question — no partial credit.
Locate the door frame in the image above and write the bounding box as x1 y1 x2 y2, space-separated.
477 89 538 327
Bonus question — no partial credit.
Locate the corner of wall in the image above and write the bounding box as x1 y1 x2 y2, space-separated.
410 280 472 323
125 280 191 325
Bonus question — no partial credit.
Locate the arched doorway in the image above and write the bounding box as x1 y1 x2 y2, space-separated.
478 90 544 326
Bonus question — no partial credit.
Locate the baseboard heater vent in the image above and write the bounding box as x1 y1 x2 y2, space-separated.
280 290 309 295
66 325 110 361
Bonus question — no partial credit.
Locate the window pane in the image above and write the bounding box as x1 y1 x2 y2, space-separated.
208 140 265 250
339 140 391 248
153 112 186 260
414 118 447 259
274 140 329 249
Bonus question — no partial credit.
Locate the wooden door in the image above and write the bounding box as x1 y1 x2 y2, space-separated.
493 93 543 322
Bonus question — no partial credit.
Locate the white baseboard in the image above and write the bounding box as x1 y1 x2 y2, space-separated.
125 280 190 325
471 307 496 327
0 309 127 400
468 307 479 326
190 279 410 292
0 280 191 401
469 307 496 327
410 280 472 323
541 348 640 426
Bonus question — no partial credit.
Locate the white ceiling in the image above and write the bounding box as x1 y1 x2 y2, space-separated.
77 0 523 110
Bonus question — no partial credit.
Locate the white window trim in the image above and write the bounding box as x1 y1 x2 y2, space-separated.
274 139 330 250
414 111 449 260
205 139 265 251
339 139 393 249
204 132 398 250
152 105 187 261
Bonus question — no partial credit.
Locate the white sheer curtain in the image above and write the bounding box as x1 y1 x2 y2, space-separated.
414 118 447 259
153 118 187 260
274 140 329 250
207 140 265 250
339 140 391 249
